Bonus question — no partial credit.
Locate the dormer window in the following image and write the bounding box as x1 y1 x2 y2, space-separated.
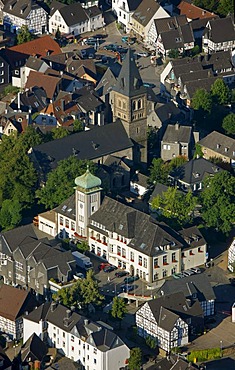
225 147 229 152
216 143 220 149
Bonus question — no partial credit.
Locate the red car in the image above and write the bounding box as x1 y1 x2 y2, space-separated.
99 263 110 271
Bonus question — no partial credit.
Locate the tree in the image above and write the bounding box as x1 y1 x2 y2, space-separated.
151 187 197 226
51 127 70 140
222 113 235 135
0 199 22 230
52 280 82 309
145 336 156 349
36 156 95 209
193 143 204 159
192 88 212 113
16 25 34 45
111 297 127 328
73 119 84 133
149 158 168 185
168 155 187 171
217 0 234 15
79 270 104 307
211 79 230 105
77 241 89 253
168 49 180 59
200 171 235 234
128 347 142 370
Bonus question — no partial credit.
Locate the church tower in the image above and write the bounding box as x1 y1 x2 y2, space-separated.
74 167 102 238
111 48 148 166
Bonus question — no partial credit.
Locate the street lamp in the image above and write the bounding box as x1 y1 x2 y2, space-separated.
220 340 223 358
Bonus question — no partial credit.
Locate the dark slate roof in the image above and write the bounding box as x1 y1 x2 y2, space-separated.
32 121 133 173
112 48 147 97
201 50 233 72
131 172 148 188
162 123 192 144
180 69 211 84
154 15 188 34
160 23 194 50
132 0 161 27
198 131 235 160
55 194 76 220
89 196 183 257
150 355 198 370
10 87 48 113
85 5 102 19
89 328 125 352
46 303 82 332
24 302 51 323
21 333 47 362
185 76 216 99
1 224 37 253
155 101 182 124
171 59 203 79
126 0 142 11
157 273 216 301
50 0 65 16
169 157 223 185
3 0 45 20
204 16 235 43
145 291 203 331
95 68 117 96
149 183 184 204
57 2 88 26
179 226 206 250
26 56 48 71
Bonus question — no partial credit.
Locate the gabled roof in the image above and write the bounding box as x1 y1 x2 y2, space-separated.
0 285 33 321
132 0 161 27
150 354 198 370
25 71 60 100
154 15 188 34
90 328 125 352
162 123 192 144
95 67 117 96
3 0 46 20
9 36 61 58
90 196 183 256
177 1 215 20
126 0 142 12
21 333 47 362
10 86 48 113
113 48 146 97
198 131 235 160
169 157 223 185
52 1 88 26
158 273 215 301
204 16 235 43
26 56 48 71
1 224 37 253
32 121 133 173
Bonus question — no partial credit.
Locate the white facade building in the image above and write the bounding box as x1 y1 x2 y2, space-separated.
112 0 141 33
23 302 130 370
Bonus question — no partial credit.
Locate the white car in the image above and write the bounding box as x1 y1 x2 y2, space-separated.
190 267 202 274
137 52 149 57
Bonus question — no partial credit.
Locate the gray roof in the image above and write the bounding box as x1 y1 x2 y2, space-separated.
113 48 147 98
89 196 183 257
56 2 88 26
32 121 133 174
171 59 203 79
150 355 198 370
185 75 216 98
95 68 117 97
132 0 161 27
21 333 47 362
169 157 223 185
155 101 182 124
26 56 47 71
1 224 37 253
198 131 235 160
204 16 235 43
154 15 188 34
3 0 46 19
126 0 142 11
201 50 233 72
55 194 76 220
179 226 206 250
162 123 192 144
157 273 216 302
144 291 203 331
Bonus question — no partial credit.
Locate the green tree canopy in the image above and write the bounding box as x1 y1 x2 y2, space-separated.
79 270 104 307
151 187 197 226
73 119 84 133
200 171 235 234
222 113 235 135
111 297 127 328
149 158 168 185
77 241 89 253
36 156 95 209
51 127 70 140
217 0 234 15
0 199 22 231
192 88 212 113
168 49 180 59
52 280 82 309
128 347 142 370
211 79 230 105
16 25 34 45
193 143 204 159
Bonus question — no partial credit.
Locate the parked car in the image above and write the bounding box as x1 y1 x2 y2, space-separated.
143 82 155 88
121 284 135 292
183 269 194 277
137 52 149 57
117 46 128 53
124 275 139 284
74 272 85 280
99 263 110 270
173 273 184 279
115 271 129 278
104 44 117 51
103 265 117 273
190 267 202 274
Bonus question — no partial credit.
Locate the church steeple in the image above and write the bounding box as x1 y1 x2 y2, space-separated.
113 48 147 98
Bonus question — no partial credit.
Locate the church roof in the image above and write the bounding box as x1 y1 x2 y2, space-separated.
113 48 147 97
75 168 102 191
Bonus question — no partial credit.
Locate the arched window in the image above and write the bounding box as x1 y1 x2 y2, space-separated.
122 101 126 109
132 101 136 111
138 99 142 109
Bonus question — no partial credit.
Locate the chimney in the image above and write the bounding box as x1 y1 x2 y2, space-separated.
193 131 200 143
51 301 57 312
71 306 75 312
175 123 179 130
66 309 72 319
61 99 65 111
84 319 89 326
17 92 21 112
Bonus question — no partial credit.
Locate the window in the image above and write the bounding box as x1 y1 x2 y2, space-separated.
171 267 176 275
163 144 170 150
15 261 23 271
143 258 147 268
59 216 63 226
71 222 75 231
0 78 4 84
122 248 126 258
117 246 121 256
138 256 142 266
172 253 176 262
65 219 69 228
63 332 65 338
93 348 97 354
163 270 167 278
87 345 89 350
15 70 19 75
163 256 168 265
130 251 134 262
94 359 97 364
79 215 84 222
154 258 159 268
71 335 74 342
71 346 74 351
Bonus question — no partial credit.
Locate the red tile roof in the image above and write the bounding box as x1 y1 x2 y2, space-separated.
0 285 29 321
9 35 61 58
25 71 61 100
177 1 215 20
